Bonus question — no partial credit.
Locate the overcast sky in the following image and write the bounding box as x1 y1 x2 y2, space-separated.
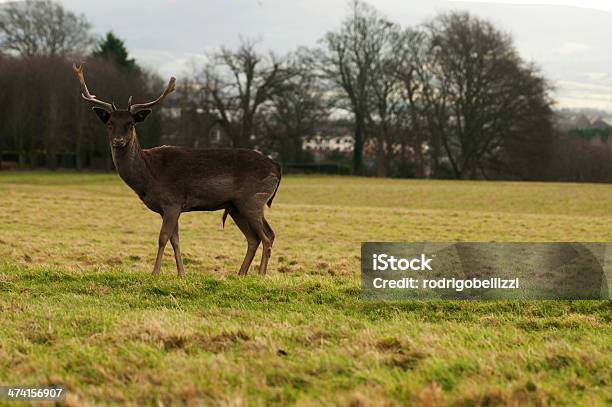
8 0 612 110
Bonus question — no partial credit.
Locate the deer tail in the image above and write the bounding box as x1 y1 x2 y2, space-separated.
267 161 282 208
222 208 229 229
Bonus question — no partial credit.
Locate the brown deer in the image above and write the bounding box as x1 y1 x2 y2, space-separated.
73 64 281 277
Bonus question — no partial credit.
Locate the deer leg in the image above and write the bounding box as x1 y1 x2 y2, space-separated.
259 217 275 275
243 213 272 276
152 208 181 275
263 217 275 246
230 210 260 276
170 222 185 278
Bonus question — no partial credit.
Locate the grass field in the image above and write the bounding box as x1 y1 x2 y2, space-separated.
0 172 610 406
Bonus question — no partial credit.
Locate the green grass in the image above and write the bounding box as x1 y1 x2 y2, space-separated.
0 172 610 406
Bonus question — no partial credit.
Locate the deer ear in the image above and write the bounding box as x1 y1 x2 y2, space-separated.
132 109 152 123
92 107 110 123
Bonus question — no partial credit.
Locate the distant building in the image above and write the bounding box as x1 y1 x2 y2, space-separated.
557 111 612 146
555 109 612 133
591 118 612 130
302 135 353 163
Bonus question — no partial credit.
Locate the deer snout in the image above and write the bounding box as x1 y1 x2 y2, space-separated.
112 137 128 148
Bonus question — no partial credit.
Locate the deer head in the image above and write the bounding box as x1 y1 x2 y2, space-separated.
72 63 176 148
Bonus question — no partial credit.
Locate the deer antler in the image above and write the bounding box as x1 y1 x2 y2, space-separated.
73 63 115 112
129 76 176 112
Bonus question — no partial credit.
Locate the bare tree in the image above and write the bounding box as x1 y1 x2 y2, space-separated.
421 12 553 179
0 0 92 57
263 51 330 163
390 28 432 178
200 40 293 148
176 80 205 148
365 23 406 177
485 64 556 179
320 0 395 175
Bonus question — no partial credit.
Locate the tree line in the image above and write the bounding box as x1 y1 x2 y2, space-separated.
0 0 609 181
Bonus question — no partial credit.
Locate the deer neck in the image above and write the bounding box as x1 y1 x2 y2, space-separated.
111 134 151 194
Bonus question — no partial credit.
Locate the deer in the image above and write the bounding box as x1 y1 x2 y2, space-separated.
72 63 281 277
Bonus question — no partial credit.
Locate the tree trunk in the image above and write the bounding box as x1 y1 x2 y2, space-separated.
430 130 441 178
468 159 478 179
18 152 26 169
105 152 113 172
414 130 424 178
46 90 58 170
46 148 57 170
75 129 83 171
29 150 37 169
75 117 83 170
375 137 387 177
237 114 253 148
232 125 250 148
75 106 84 171
88 135 95 170
399 141 409 177
353 115 365 175
75 151 83 171
293 136 303 164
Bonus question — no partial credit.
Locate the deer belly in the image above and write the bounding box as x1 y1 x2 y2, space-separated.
182 178 234 212
183 198 228 212
138 192 163 213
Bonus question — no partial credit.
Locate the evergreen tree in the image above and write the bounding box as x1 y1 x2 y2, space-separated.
93 32 136 70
